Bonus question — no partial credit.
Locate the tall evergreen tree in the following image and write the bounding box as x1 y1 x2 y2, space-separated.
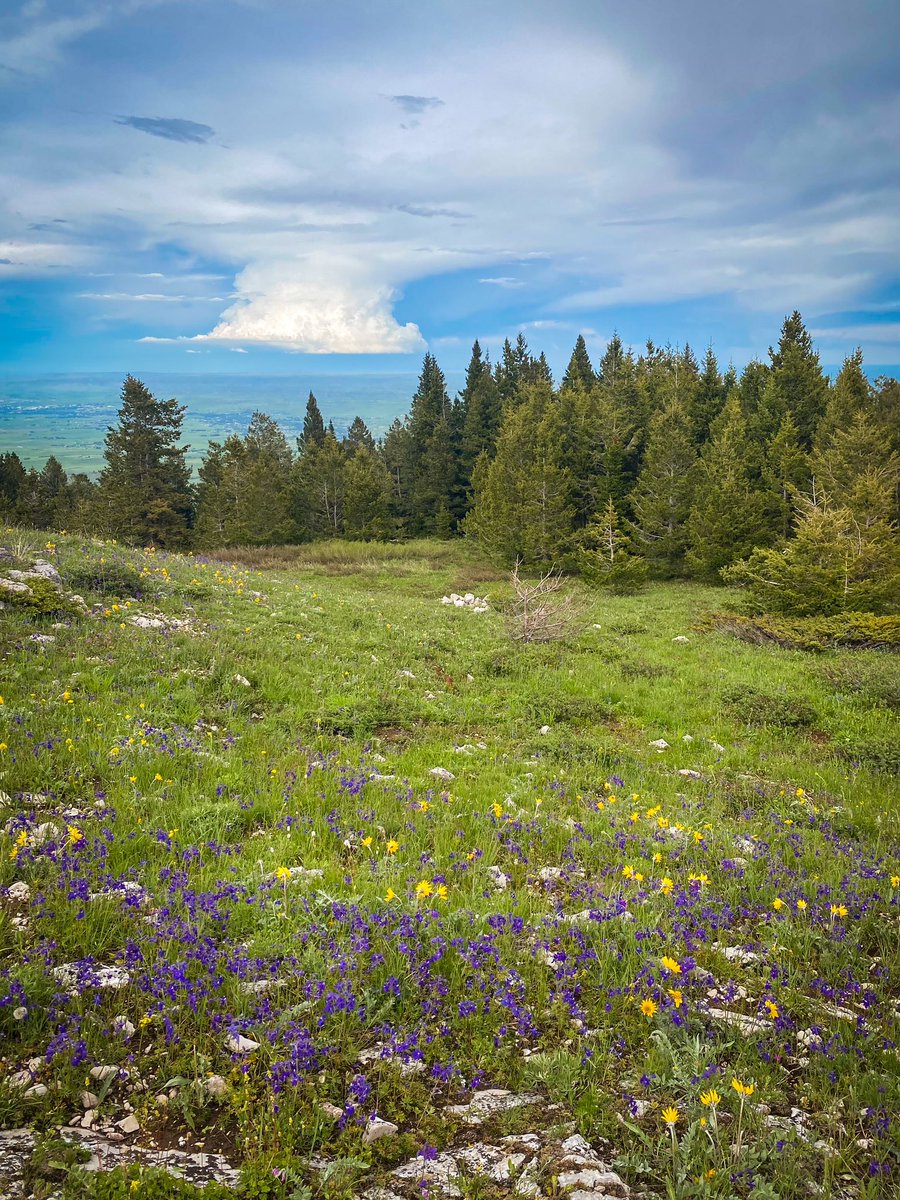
194 413 295 547
300 391 326 451
294 430 346 538
0 452 26 517
629 396 697 576
343 446 394 539
762 413 810 539
561 334 595 392
466 381 573 565
686 395 770 581
759 312 829 447
344 416 376 454
97 376 193 547
459 341 501 490
406 353 457 533
688 347 725 444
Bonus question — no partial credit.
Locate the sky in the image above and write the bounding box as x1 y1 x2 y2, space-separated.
2 0 900 379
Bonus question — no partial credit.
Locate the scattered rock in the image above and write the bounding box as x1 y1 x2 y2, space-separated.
677 769 702 780
363 1117 399 1145
539 725 552 736
429 767 455 781
90 1065 120 1083
233 674 251 687
487 865 511 891
648 739 669 751
116 1114 140 1135
23 1083 48 1098
445 1089 541 1126
319 1101 344 1120
6 881 31 903
672 635 690 644
204 1075 228 1098
80 1092 99 1110
226 1033 260 1054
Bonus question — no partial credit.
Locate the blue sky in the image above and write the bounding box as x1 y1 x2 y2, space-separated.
2 0 900 378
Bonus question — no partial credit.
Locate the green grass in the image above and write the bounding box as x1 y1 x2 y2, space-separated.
1 528 899 1199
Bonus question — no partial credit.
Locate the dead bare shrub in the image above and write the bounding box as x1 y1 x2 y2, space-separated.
505 562 583 643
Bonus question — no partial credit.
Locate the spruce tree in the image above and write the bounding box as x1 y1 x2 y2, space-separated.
344 416 376 454
459 341 501 489
0 452 26 518
343 446 394 539
725 490 900 616
759 312 829 447
406 353 458 533
762 413 810 539
685 395 769 581
466 381 573 566
812 413 900 528
629 396 697 576
97 376 193 547
577 499 648 592
294 430 346 538
300 392 326 451
561 334 595 392
688 347 725 444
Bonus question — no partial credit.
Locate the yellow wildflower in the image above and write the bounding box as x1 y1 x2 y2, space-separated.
830 903 848 918
385 888 397 902
660 877 674 895
731 1078 754 1098
764 1000 779 1019
275 867 291 882
640 998 658 1018
700 1089 721 1107
661 955 682 974
386 839 399 854
661 1105 679 1126
772 897 784 910
667 988 683 1009
361 836 373 849
415 879 433 898
67 825 84 846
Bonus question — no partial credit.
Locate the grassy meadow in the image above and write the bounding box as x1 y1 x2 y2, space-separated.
1 531 899 1200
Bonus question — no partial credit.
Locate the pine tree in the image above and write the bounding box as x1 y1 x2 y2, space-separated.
577 499 648 592
294 430 346 538
343 446 394 539
629 396 697 576
561 334 595 392
97 376 193 547
814 349 871 449
300 392 326 452
759 312 829 447
688 347 725 444
0 452 26 518
459 341 501 489
406 353 458 533
725 490 900 616
344 416 376 454
762 413 810 539
465 381 573 566
685 395 770 581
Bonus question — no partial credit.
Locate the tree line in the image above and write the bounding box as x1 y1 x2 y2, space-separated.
2 312 898 612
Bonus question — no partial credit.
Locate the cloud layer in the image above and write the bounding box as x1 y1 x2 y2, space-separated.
1 0 899 361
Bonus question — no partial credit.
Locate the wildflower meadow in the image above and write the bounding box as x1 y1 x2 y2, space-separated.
0 533 898 1200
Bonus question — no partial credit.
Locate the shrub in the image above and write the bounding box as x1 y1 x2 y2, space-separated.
723 494 899 616
505 564 582 643
722 686 818 730
835 738 900 776
66 557 142 597
707 612 900 652
0 575 80 618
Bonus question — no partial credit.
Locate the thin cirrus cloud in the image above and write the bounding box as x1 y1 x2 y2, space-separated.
114 116 215 144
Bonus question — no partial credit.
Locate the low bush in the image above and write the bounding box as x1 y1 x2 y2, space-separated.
0 575 80 618
706 612 900 651
722 686 819 730
65 557 142 597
